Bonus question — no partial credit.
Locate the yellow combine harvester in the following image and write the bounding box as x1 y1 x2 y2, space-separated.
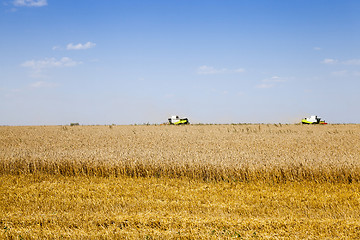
301 115 327 124
168 115 189 125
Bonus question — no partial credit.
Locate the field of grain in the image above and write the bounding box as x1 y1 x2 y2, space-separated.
1 124 360 239
1 124 360 182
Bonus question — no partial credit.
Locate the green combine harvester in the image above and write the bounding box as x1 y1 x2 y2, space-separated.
168 115 189 125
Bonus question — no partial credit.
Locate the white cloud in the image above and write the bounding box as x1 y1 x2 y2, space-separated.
331 70 348 77
30 81 58 88
234 68 245 73
263 76 286 83
197 65 226 75
313 47 322 51
256 83 274 89
21 57 82 78
13 0 47 7
343 59 360 65
331 70 360 77
67 42 96 50
197 65 245 75
322 58 338 64
256 76 287 89
22 57 81 69
270 76 281 81
322 58 360 65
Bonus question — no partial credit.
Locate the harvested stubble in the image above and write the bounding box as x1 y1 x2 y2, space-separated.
1 174 360 239
0 124 359 183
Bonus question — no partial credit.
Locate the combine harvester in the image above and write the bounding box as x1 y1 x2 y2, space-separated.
168 115 189 125
301 115 327 124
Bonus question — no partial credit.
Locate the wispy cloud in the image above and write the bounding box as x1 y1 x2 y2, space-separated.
197 65 245 75
30 81 58 88
21 57 82 78
13 0 47 7
331 70 348 77
331 70 360 77
256 76 287 89
322 58 360 65
322 58 338 64
343 59 360 65
197 65 226 75
67 42 96 50
256 83 274 89
263 76 286 83
22 57 81 68
234 68 245 73
313 47 322 51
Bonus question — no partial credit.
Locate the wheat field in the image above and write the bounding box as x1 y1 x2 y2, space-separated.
1 124 360 239
1 124 360 182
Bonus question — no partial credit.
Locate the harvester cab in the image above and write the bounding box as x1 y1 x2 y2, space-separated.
301 115 327 124
168 115 189 125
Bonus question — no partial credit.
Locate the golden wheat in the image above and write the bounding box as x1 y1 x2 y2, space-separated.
1 124 360 239
1 174 360 239
0 124 359 183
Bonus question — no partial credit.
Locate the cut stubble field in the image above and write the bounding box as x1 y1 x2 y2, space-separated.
1 124 360 239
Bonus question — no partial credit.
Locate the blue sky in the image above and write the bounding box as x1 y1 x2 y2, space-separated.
1 0 359 125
